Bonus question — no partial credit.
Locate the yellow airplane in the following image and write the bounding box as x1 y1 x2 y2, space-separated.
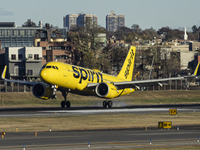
1 46 200 108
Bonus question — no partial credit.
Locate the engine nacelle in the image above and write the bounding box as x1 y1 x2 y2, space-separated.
95 82 119 99
32 83 53 100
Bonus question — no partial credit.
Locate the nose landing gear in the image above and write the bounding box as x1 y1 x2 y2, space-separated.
103 100 113 108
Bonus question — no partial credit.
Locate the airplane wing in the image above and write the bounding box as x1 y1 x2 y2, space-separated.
87 62 200 90
1 66 40 86
113 76 185 90
87 76 186 90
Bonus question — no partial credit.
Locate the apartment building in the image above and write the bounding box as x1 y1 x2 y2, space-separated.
63 13 98 30
106 10 125 32
5 47 42 79
37 40 74 65
0 22 42 48
63 14 79 30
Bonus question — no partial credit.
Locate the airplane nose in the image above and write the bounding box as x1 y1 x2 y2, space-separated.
40 68 56 84
40 69 47 80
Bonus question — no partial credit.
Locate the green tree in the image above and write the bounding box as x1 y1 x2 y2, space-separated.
142 27 159 40
99 46 128 74
68 25 106 68
131 24 142 33
192 25 198 33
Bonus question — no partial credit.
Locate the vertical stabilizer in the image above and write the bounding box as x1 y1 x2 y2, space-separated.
117 46 136 81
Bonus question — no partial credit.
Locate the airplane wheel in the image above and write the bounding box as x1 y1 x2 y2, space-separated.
66 101 71 108
61 101 66 108
107 100 113 108
103 101 107 108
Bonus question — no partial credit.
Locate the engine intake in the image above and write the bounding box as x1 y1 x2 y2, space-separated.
95 82 119 99
32 83 53 100
95 82 109 97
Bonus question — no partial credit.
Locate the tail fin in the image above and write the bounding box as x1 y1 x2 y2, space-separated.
117 46 136 81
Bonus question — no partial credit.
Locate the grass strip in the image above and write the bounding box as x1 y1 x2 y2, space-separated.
0 112 200 132
0 90 200 107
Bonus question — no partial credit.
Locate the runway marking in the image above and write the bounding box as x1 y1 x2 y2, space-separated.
0 108 198 117
41 108 195 114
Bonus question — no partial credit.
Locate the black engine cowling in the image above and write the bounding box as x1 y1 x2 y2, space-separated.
32 83 53 100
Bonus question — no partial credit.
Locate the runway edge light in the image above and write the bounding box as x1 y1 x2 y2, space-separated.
177 125 179 130
150 138 152 145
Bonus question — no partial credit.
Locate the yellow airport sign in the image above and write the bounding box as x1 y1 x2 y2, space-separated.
169 109 177 115
158 122 172 129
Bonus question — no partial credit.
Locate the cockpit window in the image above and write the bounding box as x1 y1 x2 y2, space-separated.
46 66 51 68
42 64 46 68
45 65 59 69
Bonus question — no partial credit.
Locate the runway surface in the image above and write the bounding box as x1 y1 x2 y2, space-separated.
0 104 200 117
0 128 200 150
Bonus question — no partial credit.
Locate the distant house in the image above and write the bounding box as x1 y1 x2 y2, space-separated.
37 40 74 65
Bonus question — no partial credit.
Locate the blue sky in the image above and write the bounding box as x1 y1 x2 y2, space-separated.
1 0 200 30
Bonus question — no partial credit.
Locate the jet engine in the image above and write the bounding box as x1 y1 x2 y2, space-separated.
32 83 53 100
95 82 119 99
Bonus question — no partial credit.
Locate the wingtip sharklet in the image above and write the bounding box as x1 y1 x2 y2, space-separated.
193 63 200 76
1 66 7 79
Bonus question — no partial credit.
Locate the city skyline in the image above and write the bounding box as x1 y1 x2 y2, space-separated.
1 0 200 30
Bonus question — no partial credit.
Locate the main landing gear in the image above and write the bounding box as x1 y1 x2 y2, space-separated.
61 91 71 108
103 100 113 108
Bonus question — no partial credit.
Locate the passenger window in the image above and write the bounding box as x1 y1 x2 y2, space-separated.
55 66 59 70
52 66 55 69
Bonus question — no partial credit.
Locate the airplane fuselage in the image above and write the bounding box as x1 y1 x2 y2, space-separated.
40 62 135 98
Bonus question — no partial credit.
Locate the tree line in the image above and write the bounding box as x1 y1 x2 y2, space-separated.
112 24 200 43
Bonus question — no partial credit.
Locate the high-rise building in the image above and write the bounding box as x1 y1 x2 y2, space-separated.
63 14 79 30
106 10 125 32
77 13 98 28
63 13 98 30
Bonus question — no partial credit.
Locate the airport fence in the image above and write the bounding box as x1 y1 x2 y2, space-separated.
0 79 198 93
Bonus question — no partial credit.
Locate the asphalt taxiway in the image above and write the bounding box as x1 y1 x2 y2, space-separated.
0 104 200 117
